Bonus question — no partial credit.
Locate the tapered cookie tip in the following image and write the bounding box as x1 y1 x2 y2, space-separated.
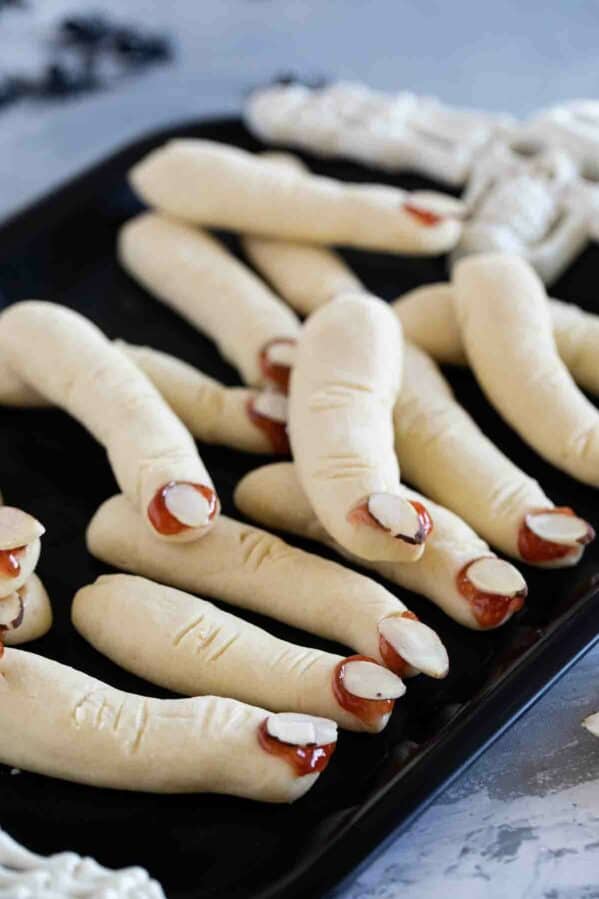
582 712 599 738
378 613 449 679
354 493 432 546
147 481 219 537
247 390 290 454
259 338 297 392
519 508 595 565
457 557 527 628
260 713 337 776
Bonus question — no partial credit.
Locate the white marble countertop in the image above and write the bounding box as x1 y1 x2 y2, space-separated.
1 2 598 897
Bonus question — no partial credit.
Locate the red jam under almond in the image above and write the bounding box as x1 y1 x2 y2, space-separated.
257 719 335 776
0 546 26 579
403 202 444 227
246 398 290 455
348 499 433 545
147 482 218 536
457 560 527 628
258 339 296 393
518 507 594 563
0 590 25 633
378 611 418 676
333 655 395 726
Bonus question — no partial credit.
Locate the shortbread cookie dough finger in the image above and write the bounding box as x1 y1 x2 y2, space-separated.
454 254 599 486
0 302 218 543
87 494 440 678
0 648 336 801
118 342 289 455
0 358 46 407
235 463 527 631
395 342 594 566
393 283 599 394
289 292 431 563
129 139 461 255
242 153 363 315
119 213 300 390
73 574 405 733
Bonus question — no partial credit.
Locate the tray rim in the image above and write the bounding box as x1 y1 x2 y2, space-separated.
0 115 598 899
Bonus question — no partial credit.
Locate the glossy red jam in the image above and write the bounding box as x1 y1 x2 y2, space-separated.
0 546 26 579
378 611 418 676
258 339 296 393
147 482 218 536
457 559 527 628
333 655 395 725
518 507 594 563
348 499 432 545
257 719 335 776
403 202 444 227
246 398 290 455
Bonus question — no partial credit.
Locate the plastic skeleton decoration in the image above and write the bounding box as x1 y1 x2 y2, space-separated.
0 826 166 898
519 100 599 177
451 141 599 285
244 80 514 187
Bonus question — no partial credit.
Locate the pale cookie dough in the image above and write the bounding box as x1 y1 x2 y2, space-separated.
0 648 336 801
393 283 599 395
73 574 405 732
241 152 364 316
119 213 300 388
87 494 440 677
454 254 599 486
289 292 430 563
118 342 289 455
0 826 166 899
129 139 462 255
394 342 594 567
244 81 513 186
0 302 218 543
0 357 45 407
235 463 527 631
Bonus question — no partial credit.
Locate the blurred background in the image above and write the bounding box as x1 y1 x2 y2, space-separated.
1 2 598 897
2 0 599 217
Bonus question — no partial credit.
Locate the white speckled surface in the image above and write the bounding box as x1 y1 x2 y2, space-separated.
1 2 598 897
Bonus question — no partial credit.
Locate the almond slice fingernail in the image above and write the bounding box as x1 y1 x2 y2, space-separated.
466 557 527 596
0 507 45 551
582 712 599 738
366 494 431 544
341 658 406 700
378 615 449 679
519 508 594 564
148 482 218 536
247 391 290 454
259 714 337 776
252 390 288 423
266 712 337 746
259 338 297 392
527 512 592 545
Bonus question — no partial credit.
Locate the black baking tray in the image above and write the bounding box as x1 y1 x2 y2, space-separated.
0 117 598 899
